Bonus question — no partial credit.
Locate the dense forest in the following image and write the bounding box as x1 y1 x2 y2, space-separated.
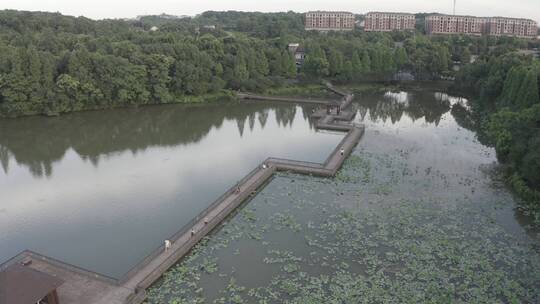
1 9 534 117
453 50 540 218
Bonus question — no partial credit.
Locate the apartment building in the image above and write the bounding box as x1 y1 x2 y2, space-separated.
426 15 485 35
486 17 538 38
426 14 538 38
364 12 416 32
305 11 355 31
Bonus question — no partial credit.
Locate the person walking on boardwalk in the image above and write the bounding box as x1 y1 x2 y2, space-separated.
340 148 345 156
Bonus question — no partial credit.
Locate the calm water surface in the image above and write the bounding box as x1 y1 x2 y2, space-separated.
0 101 341 278
147 89 539 303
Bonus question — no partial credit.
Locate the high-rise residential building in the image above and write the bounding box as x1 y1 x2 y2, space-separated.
304 11 355 31
364 12 416 32
426 15 485 35
426 14 538 38
486 17 538 38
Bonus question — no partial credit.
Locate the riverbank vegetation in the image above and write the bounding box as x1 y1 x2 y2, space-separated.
453 51 540 219
1 10 535 117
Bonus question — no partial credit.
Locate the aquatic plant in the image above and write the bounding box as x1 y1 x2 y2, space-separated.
146 123 540 304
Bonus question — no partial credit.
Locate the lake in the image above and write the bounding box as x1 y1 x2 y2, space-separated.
146 88 540 303
0 101 342 278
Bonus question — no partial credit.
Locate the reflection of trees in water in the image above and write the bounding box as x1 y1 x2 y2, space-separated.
248 113 256 132
357 91 452 125
450 103 493 146
236 116 247 137
0 91 464 178
434 92 469 108
257 110 269 129
0 102 306 177
274 106 297 128
451 104 477 132
0 146 9 175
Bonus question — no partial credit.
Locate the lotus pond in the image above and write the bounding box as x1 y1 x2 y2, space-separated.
146 89 540 303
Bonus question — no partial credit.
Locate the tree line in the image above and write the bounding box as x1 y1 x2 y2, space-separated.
0 10 301 116
453 50 540 218
0 10 534 117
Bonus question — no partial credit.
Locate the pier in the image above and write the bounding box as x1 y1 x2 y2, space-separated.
0 83 364 304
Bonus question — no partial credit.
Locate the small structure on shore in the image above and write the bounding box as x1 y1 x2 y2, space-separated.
0 263 64 304
288 43 306 68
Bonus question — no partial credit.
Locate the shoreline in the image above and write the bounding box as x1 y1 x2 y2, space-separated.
0 80 454 119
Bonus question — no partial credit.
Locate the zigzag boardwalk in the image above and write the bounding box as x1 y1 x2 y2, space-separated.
1 83 364 304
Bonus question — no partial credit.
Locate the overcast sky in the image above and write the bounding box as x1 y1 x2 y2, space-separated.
3 0 540 23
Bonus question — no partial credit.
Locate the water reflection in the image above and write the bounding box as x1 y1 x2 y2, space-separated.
146 89 539 303
355 91 458 126
0 91 482 278
0 91 465 179
0 101 332 278
451 103 478 132
0 103 311 178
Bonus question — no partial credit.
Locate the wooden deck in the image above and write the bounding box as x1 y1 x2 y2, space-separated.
1 83 364 304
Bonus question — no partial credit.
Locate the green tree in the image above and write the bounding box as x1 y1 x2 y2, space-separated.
370 47 382 73
233 57 249 81
500 66 526 108
302 55 329 78
254 50 270 76
280 51 297 78
394 47 408 70
461 47 472 64
515 69 539 109
144 54 173 103
361 50 371 73
351 51 363 78
328 48 344 77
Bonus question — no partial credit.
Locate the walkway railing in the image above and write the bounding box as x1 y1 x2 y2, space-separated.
134 166 275 290
1 82 364 304
266 157 324 169
118 165 264 285
127 83 362 294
